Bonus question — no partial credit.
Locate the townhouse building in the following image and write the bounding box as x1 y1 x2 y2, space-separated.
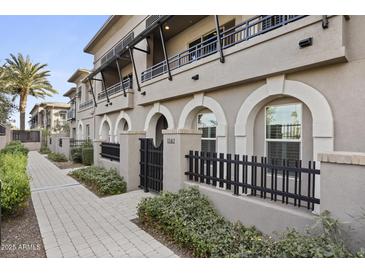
64 69 94 140
29 102 70 133
66 15 365 249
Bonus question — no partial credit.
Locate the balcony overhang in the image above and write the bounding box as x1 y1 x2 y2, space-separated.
87 15 173 81
63 87 77 97
68 69 91 83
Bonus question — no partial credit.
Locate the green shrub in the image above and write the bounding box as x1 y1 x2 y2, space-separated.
39 145 51 154
69 166 126 196
0 153 30 216
82 147 93 165
138 187 358 258
47 152 67 162
1 141 29 156
82 139 93 148
70 147 82 163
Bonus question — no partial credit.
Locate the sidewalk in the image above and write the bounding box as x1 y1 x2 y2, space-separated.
28 151 177 258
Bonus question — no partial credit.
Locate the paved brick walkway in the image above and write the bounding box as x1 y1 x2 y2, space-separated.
28 151 177 258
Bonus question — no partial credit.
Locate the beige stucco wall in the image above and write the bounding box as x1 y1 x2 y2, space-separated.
85 16 365 238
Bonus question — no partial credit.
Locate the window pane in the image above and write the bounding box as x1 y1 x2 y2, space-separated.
201 140 216 153
198 113 217 128
266 104 301 140
267 141 300 164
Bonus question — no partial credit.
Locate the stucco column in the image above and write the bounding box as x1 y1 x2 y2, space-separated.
93 140 102 166
162 129 202 193
318 151 365 251
62 137 71 160
119 131 146 191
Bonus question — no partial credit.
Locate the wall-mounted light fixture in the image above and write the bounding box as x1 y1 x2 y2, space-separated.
299 37 313 48
192 74 199 80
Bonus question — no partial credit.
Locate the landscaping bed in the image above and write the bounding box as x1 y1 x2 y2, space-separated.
0 198 46 258
68 166 126 197
132 218 193 258
138 187 363 258
49 159 85 170
0 141 46 258
43 150 85 169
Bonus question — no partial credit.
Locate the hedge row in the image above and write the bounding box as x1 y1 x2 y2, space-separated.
0 142 30 216
70 140 93 165
69 166 126 196
138 187 362 258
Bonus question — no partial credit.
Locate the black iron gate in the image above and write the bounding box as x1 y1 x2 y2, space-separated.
139 138 163 192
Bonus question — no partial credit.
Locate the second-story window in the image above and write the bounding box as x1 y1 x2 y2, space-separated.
78 86 82 99
86 124 90 140
188 20 235 61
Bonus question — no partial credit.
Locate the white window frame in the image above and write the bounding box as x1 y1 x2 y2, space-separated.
197 111 217 153
86 124 90 140
264 103 303 161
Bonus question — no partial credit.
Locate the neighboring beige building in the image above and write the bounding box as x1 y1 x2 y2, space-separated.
29 102 70 133
63 15 365 249
64 69 94 140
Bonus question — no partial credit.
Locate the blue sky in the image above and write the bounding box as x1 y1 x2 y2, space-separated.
0 15 108 128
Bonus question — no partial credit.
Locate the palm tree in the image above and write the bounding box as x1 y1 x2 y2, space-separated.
1 53 57 130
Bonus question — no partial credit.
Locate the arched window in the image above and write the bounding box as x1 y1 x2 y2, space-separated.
101 120 111 142
265 103 302 166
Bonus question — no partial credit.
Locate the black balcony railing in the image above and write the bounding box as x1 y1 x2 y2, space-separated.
79 100 94 110
141 15 305 82
100 142 120 162
70 139 87 147
97 78 133 101
12 130 40 143
185 151 320 210
100 32 135 66
266 124 301 140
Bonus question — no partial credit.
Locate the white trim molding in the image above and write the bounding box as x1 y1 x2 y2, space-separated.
234 75 334 160
99 114 113 141
178 93 228 154
114 111 132 142
144 102 175 139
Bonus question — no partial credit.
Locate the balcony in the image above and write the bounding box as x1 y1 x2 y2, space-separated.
97 78 133 101
138 15 346 105
79 99 94 110
94 78 134 115
141 16 305 82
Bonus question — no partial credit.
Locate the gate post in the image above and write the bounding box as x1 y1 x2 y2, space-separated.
93 139 102 166
119 131 146 191
162 129 202 193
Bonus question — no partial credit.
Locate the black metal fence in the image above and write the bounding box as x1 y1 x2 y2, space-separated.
12 130 40 143
0 124 6 136
185 151 320 210
100 142 120 161
139 138 163 193
70 139 87 147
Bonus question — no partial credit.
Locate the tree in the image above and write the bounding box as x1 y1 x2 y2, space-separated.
0 66 17 124
0 93 17 124
1 54 57 129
